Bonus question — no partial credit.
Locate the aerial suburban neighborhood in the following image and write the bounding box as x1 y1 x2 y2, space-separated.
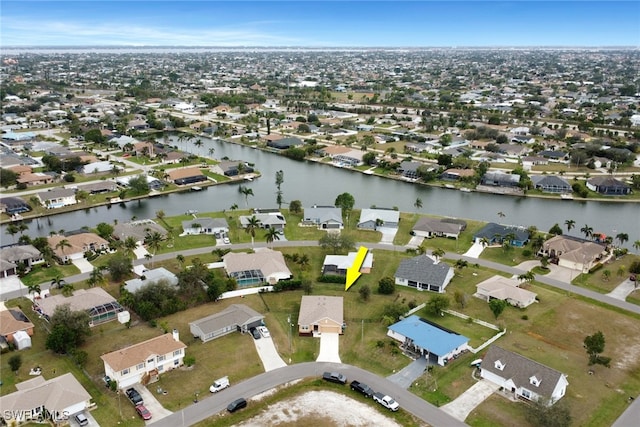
1 21 640 427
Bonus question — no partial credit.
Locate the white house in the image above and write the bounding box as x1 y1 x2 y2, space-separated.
302 206 344 230
474 275 537 308
357 208 400 230
181 217 229 235
79 160 115 175
100 331 187 389
480 346 569 405
38 188 77 209
0 373 92 425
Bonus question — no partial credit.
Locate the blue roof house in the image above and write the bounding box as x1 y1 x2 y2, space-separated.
387 315 470 366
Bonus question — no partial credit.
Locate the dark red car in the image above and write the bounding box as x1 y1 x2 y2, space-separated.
136 405 152 420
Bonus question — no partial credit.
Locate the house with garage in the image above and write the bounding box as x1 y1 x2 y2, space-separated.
397 160 422 179
440 168 475 181
267 136 303 150
474 223 530 247
79 160 114 175
539 235 608 273
0 244 44 275
357 208 399 230
35 288 125 327
586 176 631 195
0 196 31 215
302 205 343 230
481 171 521 188
182 217 229 235
322 251 374 276
480 345 569 405
101 331 187 389
38 188 77 209
475 275 537 308
215 160 255 177
531 175 572 194
394 254 454 293
124 267 178 293
387 315 469 366
223 248 292 287
239 212 286 231
17 172 55 187
79 181 118 194
113 219 168 245
47 232 109 262
298 295 344 336
189 304 264 343
166 167 207 186
0 373 93 425
412 217 466 240
0 306 34 345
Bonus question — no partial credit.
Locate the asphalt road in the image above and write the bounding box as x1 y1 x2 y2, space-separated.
148 361 467 427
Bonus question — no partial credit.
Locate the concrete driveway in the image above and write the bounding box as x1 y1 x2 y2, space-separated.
441 379 499 421
68 410 100 427
135 384 173 423
253 335 287 371
607 279 638 301
72 257 94 273
378 227 398 244
406 235 424 248
387 355 427 389
463 242 485 258
316 332 341 363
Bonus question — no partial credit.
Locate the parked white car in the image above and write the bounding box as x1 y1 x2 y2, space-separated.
257 326 270 338
210 376 230 393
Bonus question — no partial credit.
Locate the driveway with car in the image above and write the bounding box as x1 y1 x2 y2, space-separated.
134 384 173 423
316 332 341 363
252 335 287 371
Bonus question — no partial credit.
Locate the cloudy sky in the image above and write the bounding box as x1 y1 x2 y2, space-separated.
2 1 639 47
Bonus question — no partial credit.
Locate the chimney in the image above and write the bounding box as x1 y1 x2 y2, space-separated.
172 329 179 342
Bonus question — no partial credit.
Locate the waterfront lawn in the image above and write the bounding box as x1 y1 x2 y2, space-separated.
420 218 487 254
21 262 80 287
479 244 535 266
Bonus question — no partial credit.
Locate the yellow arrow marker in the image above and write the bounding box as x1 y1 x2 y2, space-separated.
345 246 369 291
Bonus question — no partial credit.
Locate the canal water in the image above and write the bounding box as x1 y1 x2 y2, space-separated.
6 136 640 242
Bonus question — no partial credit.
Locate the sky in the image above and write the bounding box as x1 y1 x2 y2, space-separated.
1 1 639 47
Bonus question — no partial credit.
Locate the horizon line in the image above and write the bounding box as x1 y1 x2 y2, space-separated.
3 45 639 49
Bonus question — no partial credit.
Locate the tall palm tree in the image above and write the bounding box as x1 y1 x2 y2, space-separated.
414 197 423 211
239 185 254 207
27 284 41 298
61 282 75 297
616 232 629 247
145 231 164 267
497 211 506 219
634 240 640 254
123 236 139 259
580 225 593 240
431 248 445 262
50 275 66 290
264 227 281 248
87 267 105 288
176 254 185 267
245 215 261 247
29 196 41 213
193 138 203 152
5 224 19 243
518 271 535 285
565 219 575 234
55 239 72 260
480 236 490 247
208 147 216 159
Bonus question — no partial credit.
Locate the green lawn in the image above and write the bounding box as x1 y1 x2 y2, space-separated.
572 254 640 296
21 263 80 287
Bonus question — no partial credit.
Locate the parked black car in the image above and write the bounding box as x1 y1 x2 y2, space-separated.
322 371 347 384
249 327 261 340
350 380 374 397
227 397 247 413
125 387 144 406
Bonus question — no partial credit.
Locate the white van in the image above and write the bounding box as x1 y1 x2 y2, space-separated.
209 376 230 393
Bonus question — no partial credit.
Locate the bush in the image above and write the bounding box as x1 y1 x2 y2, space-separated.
522 249 532 257
317 275 346 284
184 355 196 367
272 280 302 292
521 315 529 320
378 277 395 295
630 261 640 274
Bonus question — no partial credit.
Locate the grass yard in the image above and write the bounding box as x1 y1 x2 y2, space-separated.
479 244 536 266
20 263 80 287
572 254 640 295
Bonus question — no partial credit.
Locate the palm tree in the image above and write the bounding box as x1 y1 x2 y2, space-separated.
61 282 75 297
5 224 19 243
55 239 72 260
530 235 545 254
176 254 185 267
480 236 490 247
27 284 41 298
580 225 593 240
634 240 640 254
497 211 506 219
208 147 216 159
29 196 41 213
193 138 203 152
239 185 254 207
264 227 281 248
50 275 66 290
156 210 165 221
616 232 629 247
123 236 139 259
414 197 423 211
518 270 535 285
565 219 575 234
245 215 261 247
87 267 105 288
145 231 164 267
431 248 445 262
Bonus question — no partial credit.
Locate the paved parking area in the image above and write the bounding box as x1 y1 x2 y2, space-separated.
132 384 173 423
463 242 485 258
316 332 341 363
253 335 287 371
406 235 424 248
68 411 100 427
441 379 499 421
378 227 398 244
72 257 94 273
387 355 427 389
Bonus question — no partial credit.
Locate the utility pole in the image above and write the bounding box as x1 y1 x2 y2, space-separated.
287 314 292 353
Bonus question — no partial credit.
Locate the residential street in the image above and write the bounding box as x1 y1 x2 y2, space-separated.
148 361 468 427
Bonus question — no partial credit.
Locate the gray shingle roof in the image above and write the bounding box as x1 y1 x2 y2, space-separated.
481 346 567 400
394 255 452 286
